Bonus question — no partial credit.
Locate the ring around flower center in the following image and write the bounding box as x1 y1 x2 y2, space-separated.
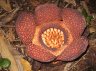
41 28 64 49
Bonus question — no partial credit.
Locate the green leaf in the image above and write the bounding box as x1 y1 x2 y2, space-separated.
0 58 11 69
82 8 88 18
82 8 93 24
86 15 93 23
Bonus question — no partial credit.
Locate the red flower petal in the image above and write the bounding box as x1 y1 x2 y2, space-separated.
16 12 36 44
35 4 61 25
62 8 86 38
26 43 56 62
56 37 88 61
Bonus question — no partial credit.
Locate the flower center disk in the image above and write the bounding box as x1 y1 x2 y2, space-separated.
41 28 64 49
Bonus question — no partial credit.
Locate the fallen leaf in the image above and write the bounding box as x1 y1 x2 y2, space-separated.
30 0 40 7
64 0 76 6
0 7 20 25
0 29 19 71
20 58 32 71
6 28 15 42
89 27 96 33
0 0 12 12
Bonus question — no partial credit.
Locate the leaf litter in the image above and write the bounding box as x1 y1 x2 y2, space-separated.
0 0 96 71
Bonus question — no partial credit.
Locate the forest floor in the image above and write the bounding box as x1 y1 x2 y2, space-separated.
0 0 96 71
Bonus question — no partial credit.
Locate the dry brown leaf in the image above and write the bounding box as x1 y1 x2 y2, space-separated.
64 0 76 6
0 29 19 71
0 0 12 12
20 58 32 71
6 28 15 42
89 27 96 33
30 0 40 7
0 7 20 25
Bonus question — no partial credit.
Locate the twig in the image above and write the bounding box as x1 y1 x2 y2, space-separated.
0 24 15 28
0 7 20 25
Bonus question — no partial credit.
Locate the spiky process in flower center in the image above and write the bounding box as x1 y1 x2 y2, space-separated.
41 28 64 49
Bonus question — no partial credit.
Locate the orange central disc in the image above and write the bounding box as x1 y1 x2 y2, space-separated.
41 28 64 49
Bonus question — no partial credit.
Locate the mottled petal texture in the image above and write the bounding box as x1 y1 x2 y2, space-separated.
57 37 88 61
35 4 61 25
62 8 86 38
16 12 36 44
26 43 56 62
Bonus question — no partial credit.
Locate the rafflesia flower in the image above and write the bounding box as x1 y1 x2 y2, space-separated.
16 4 88 62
